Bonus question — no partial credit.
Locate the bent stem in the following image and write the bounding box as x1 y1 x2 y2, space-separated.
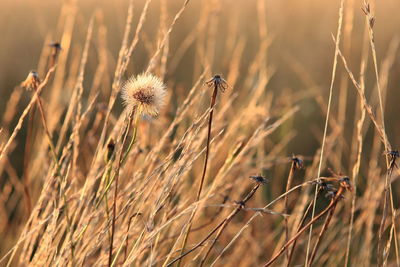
308 200 338 265
199 184 260 266
264 187 344 267
284 159 297 261
362 3 398 264
287 199 315 267
103 163 113 243
22 104 36 215
168 183 260 266
177 83 218 266
32 78 77 264
306 2 344 266
98 107 140 210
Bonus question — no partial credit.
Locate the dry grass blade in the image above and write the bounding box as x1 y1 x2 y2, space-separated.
0 67 56 163
306 1 344 265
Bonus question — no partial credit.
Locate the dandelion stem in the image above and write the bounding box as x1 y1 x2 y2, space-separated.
122 107 141 165
198 82 218 202
177 81 218 266
109 106 141 267
199 184 260 266
284 159 297 261
308 200 338 265
104 164 113 243
22 104 36 215
287 200 315 267
264 187 345 267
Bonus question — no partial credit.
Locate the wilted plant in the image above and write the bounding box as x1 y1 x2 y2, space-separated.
284 155 304 260
168 174 267 266
49 42 62 68
264 173 352 267
178 74 229 264
21 71 41 91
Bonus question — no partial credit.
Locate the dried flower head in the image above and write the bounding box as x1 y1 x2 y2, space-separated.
339 177 353 192
291 154 304 169
249 175 268 185
21 71 41 91
385 150 399 172
324 187 339 199
49 42 62 51
385 150 400 157
313 180 333 192
121 73 166 116
205 74 229 92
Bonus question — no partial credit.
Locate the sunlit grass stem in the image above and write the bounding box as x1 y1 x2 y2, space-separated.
109 106 141 267
177 79 219 266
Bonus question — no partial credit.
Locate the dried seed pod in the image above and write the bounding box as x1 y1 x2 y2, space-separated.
21 71 41 91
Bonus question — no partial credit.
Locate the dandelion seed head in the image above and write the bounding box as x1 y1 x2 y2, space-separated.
121 73 166 116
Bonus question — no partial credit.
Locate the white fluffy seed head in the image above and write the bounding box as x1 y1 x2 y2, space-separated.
121 73 166 116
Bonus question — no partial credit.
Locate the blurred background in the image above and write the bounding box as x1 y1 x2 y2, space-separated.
1 0 400 153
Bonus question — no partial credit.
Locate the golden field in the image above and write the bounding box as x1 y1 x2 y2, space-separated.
1 0 400 266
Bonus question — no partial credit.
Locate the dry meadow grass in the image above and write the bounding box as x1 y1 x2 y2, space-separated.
1 0 400 266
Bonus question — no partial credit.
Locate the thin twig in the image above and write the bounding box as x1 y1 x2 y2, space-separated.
109 109 138 266
177 77 219 266
287 198 315 267
306 2 344 265
284 157 301 261
264 187 345 267
199 184 261 266
308 200 338 265
168 182 262 266
0 67 56 162
362 2 400 264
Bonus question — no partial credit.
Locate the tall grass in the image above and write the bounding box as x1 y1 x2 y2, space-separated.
0 0 400 266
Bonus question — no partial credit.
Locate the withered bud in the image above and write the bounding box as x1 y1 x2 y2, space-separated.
291 155 304 169
49 42 62 51
105 138 116 163
339 177 353 192
21 71 41 91
205 74 230 92
249 175 268 185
